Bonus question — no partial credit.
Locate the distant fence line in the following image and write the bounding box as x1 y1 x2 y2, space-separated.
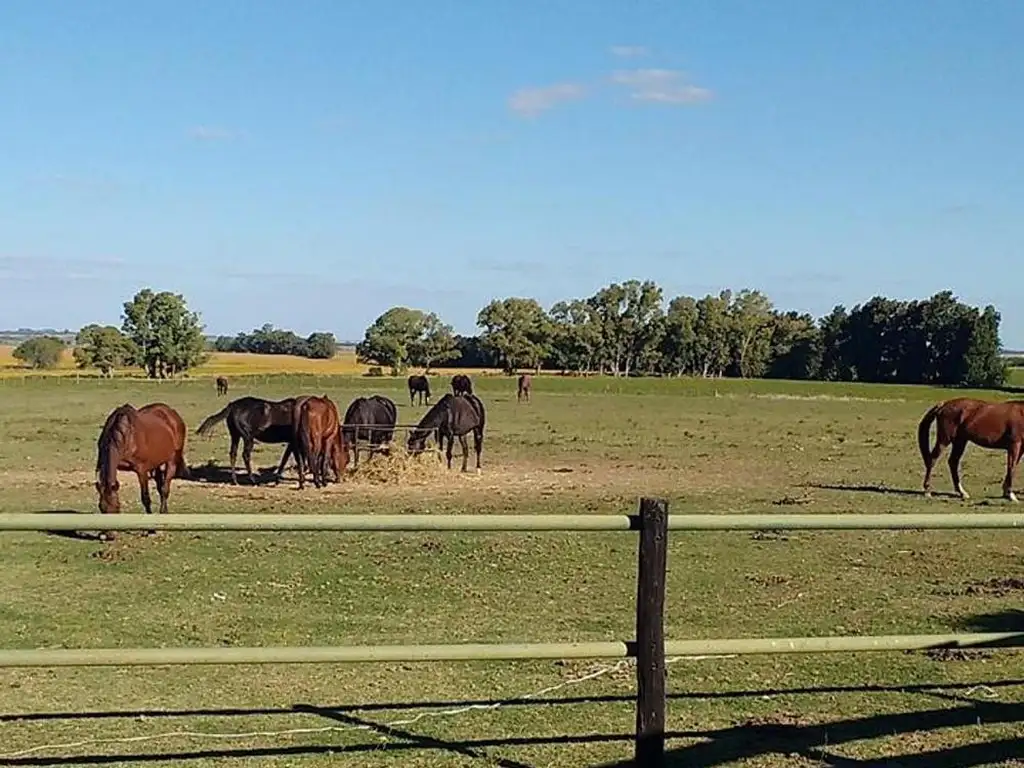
3 504 1023 767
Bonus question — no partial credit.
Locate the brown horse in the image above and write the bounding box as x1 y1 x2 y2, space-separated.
517 373 532 403
293 395 346 489
918 397 1024 502
216 376 229 396
95 402 188 540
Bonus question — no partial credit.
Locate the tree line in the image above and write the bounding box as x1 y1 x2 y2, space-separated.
7 282 1009 389
358 283 1007 388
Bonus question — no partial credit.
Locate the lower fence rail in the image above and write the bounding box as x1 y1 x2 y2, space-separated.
1 633 1020 668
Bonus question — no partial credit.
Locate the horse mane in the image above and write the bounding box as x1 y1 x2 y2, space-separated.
409 393 452 438
96 404 136 483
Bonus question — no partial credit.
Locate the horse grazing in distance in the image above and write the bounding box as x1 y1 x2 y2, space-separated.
408 393 485 472
451 374 473 397
95 402 189 540
196 396 299 485
408 374 431 406
918 397 1024 501
517 374 532 403
216 376 229 396
293 395 345 489
342 395 398 468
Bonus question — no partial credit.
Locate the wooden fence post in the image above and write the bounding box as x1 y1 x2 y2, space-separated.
634 497 669 766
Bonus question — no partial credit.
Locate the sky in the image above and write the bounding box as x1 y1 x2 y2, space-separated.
1 1 1022 343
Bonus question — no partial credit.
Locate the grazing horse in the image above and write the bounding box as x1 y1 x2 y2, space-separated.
342 394 398 468
292 395 345 489
451 374 473 397
216 376 229 396
919 397 1024 501
408 393 485 472
517 374 532 403
95 402 188 540
408 374 431 406
196 396 300 484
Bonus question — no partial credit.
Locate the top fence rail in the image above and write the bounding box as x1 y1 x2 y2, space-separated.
1 512 1023 532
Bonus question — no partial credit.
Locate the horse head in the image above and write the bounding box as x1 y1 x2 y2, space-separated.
94 470 122 514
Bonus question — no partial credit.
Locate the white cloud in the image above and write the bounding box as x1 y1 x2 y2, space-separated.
609 45 649 58
507 82 587 117
187 126 238 141
611 69 713 104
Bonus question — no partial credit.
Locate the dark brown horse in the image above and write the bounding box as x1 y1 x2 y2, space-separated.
293 395 345 489
216 376 229 396
517 374 532 403
408 374 431 406
342 395 398 468
451 374 473 397
407 393 485 472
95 402 188 540
196 396 299 484
919 397 1024 501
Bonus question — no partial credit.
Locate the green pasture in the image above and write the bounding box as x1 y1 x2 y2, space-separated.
0 374 1020 767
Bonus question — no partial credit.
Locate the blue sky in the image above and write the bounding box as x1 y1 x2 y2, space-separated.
2 1 1022 343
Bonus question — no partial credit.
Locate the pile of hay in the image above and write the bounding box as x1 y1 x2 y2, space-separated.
346 447 450 485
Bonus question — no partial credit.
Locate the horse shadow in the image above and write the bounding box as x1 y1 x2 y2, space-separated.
957 609 1024 633
186 463 284 486
805 482 960 499
35 510 105 542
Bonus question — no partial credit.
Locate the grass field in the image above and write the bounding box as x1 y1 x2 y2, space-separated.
0 373 1021 767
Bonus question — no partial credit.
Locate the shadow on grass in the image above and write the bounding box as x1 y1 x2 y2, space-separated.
186 463 285 486
806 482 963 499
32 510 105 542
2 681 1023 767
958 609 1024 633
594 700 1024 767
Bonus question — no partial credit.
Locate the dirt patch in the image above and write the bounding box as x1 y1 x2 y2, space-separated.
916 647 995 663
932 577 1024 598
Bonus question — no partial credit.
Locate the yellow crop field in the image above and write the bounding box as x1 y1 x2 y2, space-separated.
0 345 506 379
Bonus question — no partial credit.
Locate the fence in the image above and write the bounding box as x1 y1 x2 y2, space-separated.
3 503 1024 767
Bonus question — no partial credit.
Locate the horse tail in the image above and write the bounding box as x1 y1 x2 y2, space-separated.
196 405 231 436
918 403 942 467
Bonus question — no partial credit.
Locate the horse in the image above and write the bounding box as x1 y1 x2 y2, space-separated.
292 395 345 489
918 397 1024 501
95 402 188 540
451 374 473 397
216 376 229 396
196 396 300 485
517 374 532 403
342 394 398 468
407 392 485 472
408 374 431 406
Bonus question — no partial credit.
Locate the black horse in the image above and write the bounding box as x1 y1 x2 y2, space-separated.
342 394 398 468
407 393 485 472
451 373 473 397
196 396 302 484
408 374 431 406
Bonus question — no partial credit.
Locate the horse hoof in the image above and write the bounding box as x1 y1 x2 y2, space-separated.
1007 492 1019 503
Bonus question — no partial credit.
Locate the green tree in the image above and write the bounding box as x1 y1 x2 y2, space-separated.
409 313 459 371
12 336 65 369
620 279 665 376
727 289 775 378
121 289 207 378
305 332 338 360
548 299 602 374
961 305 1007 388
659 296 698 376
477 297 552 373
73 325 135 376
693 291 732 377
356 307 427 374
818 305 853 381
766 311 821 380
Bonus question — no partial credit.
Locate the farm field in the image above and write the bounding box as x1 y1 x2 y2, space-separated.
0 374 1021 767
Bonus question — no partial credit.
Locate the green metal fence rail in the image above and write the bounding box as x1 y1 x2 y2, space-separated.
3 503 1023 767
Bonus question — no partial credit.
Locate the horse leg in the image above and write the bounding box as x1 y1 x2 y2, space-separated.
229 435 240 485
136 469 153 516
922 440 946 497
295 448 306 490
1003 443 1022 502
473 427 483 471
458 434 470 472
948 437 970 500
242 438 257 485
274 443 292 484
445 434 454 469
